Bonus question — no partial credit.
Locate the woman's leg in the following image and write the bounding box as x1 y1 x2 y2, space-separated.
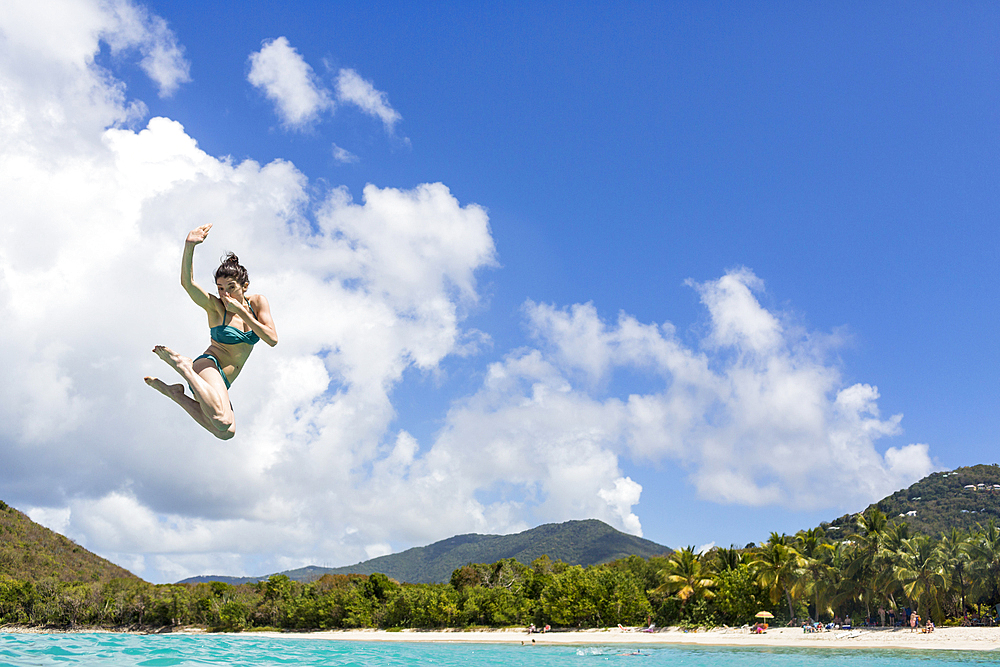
144 377 230 436
146 345 236 440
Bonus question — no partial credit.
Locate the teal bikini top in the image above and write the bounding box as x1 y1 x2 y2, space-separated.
210 301 260 346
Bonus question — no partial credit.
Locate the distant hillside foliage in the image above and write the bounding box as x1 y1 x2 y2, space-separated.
823 464 1000 537
181 519 672 585
0 501 137 583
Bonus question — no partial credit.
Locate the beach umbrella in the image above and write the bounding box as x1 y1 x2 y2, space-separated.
755 611 774 619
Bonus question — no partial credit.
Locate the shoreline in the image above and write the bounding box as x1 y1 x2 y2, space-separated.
5 625 1000 652
238 626 1000 652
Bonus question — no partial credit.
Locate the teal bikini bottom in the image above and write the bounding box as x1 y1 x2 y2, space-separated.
191 353 231 392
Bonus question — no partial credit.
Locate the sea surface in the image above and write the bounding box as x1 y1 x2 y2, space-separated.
0 633 996 667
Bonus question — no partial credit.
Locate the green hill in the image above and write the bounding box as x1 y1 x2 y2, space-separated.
181 519 672 585
822 464 1000 538
0 500 139 583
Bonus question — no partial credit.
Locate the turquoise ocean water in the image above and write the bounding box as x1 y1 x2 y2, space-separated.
0 633 996 667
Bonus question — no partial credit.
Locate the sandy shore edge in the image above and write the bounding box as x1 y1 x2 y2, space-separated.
231 626 1000 651
5 625 1000 651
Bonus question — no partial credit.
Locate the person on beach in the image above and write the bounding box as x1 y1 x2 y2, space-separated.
144 224 278 439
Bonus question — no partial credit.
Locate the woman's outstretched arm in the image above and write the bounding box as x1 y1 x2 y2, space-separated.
181 224 218 312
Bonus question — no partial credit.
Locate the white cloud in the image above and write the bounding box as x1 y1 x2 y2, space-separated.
884 443 935 485
0 0 935 584
25 506 71 536
598 477 643 536
247 36 332 130
102 0 191 97
338 262 934 545
689 268 782 353
696 542 715 555
335 68 402 133
245 40 403 137
505 271 935 510
0 0 189 99
332 143 358 164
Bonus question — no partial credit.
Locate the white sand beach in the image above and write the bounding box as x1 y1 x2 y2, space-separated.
6 625 999 651
234 626 1000 652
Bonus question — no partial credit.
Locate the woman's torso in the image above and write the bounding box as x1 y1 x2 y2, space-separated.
203 295 260 383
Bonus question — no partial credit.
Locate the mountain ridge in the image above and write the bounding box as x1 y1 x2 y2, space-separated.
179 519 673 585
821 463 1000 537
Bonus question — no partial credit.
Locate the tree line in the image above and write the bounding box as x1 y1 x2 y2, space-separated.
1 509 999 631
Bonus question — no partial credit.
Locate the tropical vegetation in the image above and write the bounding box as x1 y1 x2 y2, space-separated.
3 509 1000 631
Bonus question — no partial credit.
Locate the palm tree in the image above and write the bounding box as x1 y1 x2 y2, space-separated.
750 535 805 621
894 535 946 623
712 545 743 573
874 521 912 615
654 546 716 613
846 509 891 619
970 520 1000 607
824 540 859 619
934 528 972 619
796 528 834 621
857 508 889 539
879 521 912 562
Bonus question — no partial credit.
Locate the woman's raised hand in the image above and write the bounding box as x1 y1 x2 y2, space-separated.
221 294 244 314
186 223 213 245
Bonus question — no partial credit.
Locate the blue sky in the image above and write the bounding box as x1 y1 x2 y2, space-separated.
0 1 997 582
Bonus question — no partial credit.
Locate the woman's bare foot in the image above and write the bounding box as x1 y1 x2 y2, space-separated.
144 376 187 401
152 345 193 374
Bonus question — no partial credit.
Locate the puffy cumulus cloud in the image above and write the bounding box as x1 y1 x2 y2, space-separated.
101 0 190 97
361 349 644 541
1 0 497 582
690 268 782 353
335 68 402 133
247 36 333 130
351 268 934 551
0 0 178 163
0 0 188 101
598 477 643 536
504 270 935 511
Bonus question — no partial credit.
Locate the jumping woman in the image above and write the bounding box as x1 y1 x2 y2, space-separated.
144 224 278 439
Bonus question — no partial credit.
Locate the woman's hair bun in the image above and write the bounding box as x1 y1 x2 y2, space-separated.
215 252 249 286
